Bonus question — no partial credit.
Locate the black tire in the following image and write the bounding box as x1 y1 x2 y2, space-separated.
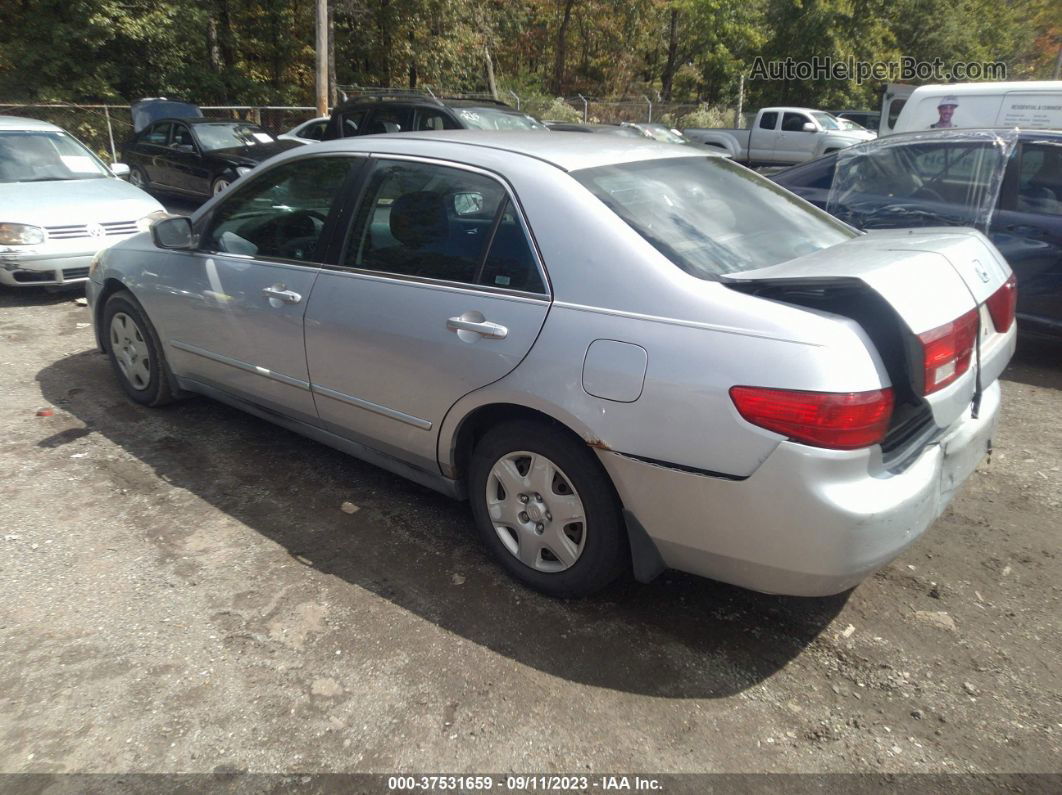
102 291 175 407
129 166 149 189
469 420 629 597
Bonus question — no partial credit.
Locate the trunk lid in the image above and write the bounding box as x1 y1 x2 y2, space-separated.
725 228 1014 433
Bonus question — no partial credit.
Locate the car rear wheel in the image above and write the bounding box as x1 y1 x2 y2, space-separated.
469 420 629 597
129 166 149 189
103 292 174 407
212 177 231 195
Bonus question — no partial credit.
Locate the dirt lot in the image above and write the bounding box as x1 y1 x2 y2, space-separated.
0 284 1060 777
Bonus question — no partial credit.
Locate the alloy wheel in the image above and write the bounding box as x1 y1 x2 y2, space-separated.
485 451 587 573
213 179 230 195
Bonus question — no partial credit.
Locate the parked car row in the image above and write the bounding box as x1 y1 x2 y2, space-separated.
2 88 1053 600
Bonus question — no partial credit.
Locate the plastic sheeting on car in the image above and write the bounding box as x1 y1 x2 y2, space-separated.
825 129 1018 234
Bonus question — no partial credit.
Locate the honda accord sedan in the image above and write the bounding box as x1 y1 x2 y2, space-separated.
86 132 1015 597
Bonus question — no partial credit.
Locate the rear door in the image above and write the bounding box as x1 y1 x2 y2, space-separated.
303 157 550 473
168 122 211 195
140 122 173 186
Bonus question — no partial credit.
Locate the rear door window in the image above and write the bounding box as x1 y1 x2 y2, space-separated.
344 159 545 292
366 107 411 135
758 112 778 130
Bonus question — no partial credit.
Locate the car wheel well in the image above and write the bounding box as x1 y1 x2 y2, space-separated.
94 279 133 352
452 404 594 484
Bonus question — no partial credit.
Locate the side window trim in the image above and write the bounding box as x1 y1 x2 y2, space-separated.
196 153 367 267
333 154 551 298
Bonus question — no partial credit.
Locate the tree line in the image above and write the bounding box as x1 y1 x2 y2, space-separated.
0 0 1059 112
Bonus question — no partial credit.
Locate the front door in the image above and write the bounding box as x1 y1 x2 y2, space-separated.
158 154 361 421
777 111 815 164
168 123 211 196
991 141 1062 335
304 157 551 473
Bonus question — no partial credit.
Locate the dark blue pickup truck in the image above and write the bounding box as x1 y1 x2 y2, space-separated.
772 129 1062 339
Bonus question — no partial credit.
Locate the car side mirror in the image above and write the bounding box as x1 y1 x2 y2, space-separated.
151 216 195 250
175 144 196 153
802 122 817 133
110 162 131 179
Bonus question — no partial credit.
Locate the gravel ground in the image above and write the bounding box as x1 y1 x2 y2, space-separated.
0 285 1059 777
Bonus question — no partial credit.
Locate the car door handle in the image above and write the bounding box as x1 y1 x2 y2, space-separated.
447 316 508 339
262 285 302 305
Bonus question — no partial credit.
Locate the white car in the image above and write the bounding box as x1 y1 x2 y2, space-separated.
0 117 166 288
277 116 331 145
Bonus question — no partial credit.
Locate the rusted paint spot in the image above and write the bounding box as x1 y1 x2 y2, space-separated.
586 438 611 451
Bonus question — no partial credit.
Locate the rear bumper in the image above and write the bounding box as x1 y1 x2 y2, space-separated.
0 253 94 287
598 380 1001 596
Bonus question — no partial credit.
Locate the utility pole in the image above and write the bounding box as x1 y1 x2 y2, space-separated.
316 0 329 117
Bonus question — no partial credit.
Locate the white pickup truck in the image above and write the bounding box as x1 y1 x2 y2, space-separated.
684 107 875 167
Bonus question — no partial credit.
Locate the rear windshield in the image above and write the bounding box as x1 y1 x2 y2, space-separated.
573 157 856 277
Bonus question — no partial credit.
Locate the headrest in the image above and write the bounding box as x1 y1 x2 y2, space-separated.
389 191 450 248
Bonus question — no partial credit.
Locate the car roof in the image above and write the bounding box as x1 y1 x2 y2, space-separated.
308 129 723 172
0 115 63 132
907 81 1062 97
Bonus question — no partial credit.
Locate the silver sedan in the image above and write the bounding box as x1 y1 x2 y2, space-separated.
0 116 166 288
86 131 1016 597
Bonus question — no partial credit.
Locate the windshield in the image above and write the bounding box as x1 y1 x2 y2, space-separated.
836 117 866 131
812 112 842 130
573 157 856 278
455 108 546 131
194 123 275 151
0 130 110 182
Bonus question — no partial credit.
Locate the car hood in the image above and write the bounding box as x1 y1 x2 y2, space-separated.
0 178 164 226
209 140 302 165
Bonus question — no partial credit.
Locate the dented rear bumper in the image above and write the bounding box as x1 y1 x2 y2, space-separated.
598 380 1001 596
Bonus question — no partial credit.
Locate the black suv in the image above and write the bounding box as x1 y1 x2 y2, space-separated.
323 93 546 139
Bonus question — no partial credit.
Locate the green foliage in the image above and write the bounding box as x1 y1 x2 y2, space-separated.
0 0 1052 117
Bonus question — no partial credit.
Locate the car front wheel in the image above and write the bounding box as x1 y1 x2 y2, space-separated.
469 420 629 597
103 292 174 407
212 177 231 195
129 166 149 189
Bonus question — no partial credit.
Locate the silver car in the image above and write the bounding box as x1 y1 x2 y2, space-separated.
0 116 166 288
85 131 1016 597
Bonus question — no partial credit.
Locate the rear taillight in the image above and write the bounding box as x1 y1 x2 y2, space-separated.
729 386 894 450
986 273 1017 332
918 309 978 394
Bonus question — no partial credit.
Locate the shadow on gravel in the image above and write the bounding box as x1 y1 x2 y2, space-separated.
0 285 82 307
1003 335 1062 391
38 349 848 699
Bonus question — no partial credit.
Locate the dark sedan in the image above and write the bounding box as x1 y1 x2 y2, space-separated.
122 117 300 199
772 129 1062 339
